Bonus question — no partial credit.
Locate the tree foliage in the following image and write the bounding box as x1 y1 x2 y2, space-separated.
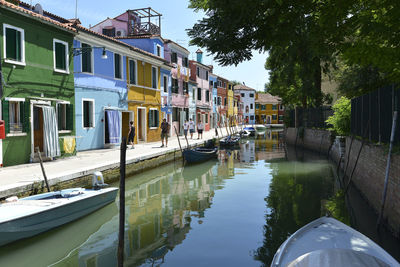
325 97 351 136
187 0 400 106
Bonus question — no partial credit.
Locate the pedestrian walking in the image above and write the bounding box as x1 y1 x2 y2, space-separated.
127 121 135 149
183 120 189 139
160 118 170 147
197 120 204 139
189 118 195 139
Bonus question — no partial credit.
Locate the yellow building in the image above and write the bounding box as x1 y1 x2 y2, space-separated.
125 56 171 143
255 93 281 124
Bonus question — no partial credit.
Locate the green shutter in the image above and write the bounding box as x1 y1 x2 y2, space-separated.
155 110 159 127
2 100 9 134
67 104 74 131
148 110 152 127
22 101 30 133
57 104 62 129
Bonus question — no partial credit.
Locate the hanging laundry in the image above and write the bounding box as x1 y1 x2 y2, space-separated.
106 110 120 144
63 137 76 154
41 106 61 158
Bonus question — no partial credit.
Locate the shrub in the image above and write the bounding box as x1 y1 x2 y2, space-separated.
325 97 351 136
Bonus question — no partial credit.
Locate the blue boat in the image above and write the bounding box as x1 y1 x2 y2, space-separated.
0 174 118 246
220 135 240 147
182 147 218 164
243 126 256 136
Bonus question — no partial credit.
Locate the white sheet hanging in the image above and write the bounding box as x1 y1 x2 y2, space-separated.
41 106 60 158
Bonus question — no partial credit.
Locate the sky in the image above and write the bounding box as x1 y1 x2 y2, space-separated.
35 0 269 91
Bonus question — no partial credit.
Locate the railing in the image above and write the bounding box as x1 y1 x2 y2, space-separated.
351 85 400 143
287 106 333 129
130 22 160 35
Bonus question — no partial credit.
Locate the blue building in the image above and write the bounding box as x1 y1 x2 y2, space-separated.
73 26 132 151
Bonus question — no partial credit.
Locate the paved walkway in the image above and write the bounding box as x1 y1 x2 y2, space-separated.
0 130 226 198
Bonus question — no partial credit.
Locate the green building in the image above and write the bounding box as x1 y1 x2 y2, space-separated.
0 1 76 166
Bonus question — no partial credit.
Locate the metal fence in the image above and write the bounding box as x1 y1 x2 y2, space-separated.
351 85 400 144
287 106 333 128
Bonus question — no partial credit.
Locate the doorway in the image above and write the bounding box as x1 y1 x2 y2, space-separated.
137 107 146 142
33 106 44 153
121 111 134 142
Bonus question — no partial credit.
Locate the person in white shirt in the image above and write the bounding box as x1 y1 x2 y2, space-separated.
197 120 204 139
183 120 189 138
189 118 195 139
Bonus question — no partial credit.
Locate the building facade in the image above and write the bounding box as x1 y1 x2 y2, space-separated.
255 92 281 125
234 84 256 124
217 76 228 126
209 73 218 130
189 50 212 132
0 1 76 166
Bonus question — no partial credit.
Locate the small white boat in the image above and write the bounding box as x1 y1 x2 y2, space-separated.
255 124 267 131
271 217 399 267
0 172 118 246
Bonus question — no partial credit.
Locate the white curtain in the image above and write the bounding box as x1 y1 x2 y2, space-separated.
42 106 60 158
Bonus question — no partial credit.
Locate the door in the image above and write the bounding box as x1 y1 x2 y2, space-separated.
137 108 146 142
180 110 186 135
33 106 44 153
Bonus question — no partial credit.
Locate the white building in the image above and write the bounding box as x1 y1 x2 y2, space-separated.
234 84 256 124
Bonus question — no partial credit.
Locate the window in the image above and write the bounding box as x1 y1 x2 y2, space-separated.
114 53 122 79
82 99 94 128
197 88 202 101
205 114 208 123
279 115 284 121
152 66 158 89
217 97 221 105
163 75 168 93
196 67 200 76
256 104 260 109
250 115 254 120
129 59 137 84
171 52 177 63
156 45 161 57
7 100 24 133
192 88 196 100
57 103 72 131
206 90 210 102
246 105 249 113
205 71 209 80
279 104 284 110
250 103 253 109
183 82 189 94
209 80 213 86
224 98 227 106
261 105 266 110
4 24 25 64
183 57 188 67
228 84 231 90
149 109 159 128
53 39 68 73
249 93 254 98
272 104 277 110
272 114 277 120
172 78 179 94
241 93 244 97
81 43 92 73
102 27 115 37
214 82 217 88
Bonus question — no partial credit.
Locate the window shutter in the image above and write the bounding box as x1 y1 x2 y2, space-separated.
148 110 152 127
155 110 159 127
22 101 30 133
2 100 9 134
67 104 74 130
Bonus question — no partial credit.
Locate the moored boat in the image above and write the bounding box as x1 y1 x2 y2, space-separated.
243 126 256 136
271 216 399 267
0 173 118 246
255 124 267 131
182 147 218 164
220 135 240 147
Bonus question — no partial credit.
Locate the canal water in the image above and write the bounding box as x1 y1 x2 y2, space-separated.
0 130 399 267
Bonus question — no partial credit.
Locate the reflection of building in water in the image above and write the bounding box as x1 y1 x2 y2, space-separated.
76 161 225 266
240 140 255 163
255 130 286 161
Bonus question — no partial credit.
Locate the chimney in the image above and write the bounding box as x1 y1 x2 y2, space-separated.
196 49 203 64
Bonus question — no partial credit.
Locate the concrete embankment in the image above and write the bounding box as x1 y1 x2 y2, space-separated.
285 127 400 237
0 130 223 200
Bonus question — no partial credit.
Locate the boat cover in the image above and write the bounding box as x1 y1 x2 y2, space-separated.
288 248 389 267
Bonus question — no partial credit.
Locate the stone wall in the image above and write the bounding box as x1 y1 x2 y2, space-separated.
343 138 400 235
285 127 400 236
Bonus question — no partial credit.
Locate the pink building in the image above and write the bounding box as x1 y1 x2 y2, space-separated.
190 50 213 132
164 39 190 136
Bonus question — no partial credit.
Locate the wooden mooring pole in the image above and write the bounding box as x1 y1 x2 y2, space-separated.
35 147 50 192
174 126 184 163
377 111 397 228
118 137 126 267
